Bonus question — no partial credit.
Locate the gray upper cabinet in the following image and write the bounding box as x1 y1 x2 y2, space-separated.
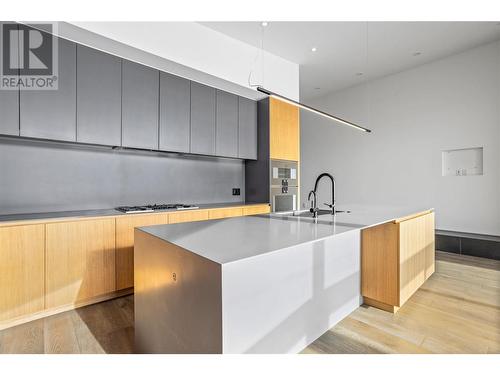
0 23 256 160
76 45 122 146
122 60 159 149
0 86 19 135
215 90 238 158
20 36 76 141
159 72 190 153
190 82 216 156
0 22 19 136
238 97 257 160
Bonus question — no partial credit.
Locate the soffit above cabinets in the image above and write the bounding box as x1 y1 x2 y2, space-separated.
44 22 269 101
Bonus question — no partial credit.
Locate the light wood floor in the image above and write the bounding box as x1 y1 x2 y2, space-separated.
0 251 498 354
0 294 134 354
304 251 500 354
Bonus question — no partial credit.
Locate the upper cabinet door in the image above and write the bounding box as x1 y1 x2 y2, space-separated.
190 82 216 156
269 97 300 161
76 45 122 146
0 22 19 136
20 36 76 141
238 97 257 160
122 60 159 150
215 90 238 158
159 72 191 153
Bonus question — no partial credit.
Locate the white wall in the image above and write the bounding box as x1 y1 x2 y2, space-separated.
67 22 299 101
301 41 500 235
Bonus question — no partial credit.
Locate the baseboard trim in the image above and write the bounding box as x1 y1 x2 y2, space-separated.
362 296 399 313
0 288 134 331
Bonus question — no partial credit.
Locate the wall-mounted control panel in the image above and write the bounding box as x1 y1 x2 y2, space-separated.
442 147 483 176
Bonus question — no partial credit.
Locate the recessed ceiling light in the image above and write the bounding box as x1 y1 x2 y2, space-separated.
355 72 364 76
413 51 422 56
311 47 317 52
261 22 268 27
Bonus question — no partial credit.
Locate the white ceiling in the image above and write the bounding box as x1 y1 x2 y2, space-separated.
200 22 500 100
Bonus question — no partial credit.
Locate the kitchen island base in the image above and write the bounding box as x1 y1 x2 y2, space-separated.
134 226 361 354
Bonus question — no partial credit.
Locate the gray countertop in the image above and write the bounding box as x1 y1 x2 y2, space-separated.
272 204 434 228
138 205 433 265
0 201 268 223
138 215 358 265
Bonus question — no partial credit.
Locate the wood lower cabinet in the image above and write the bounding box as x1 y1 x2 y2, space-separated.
115 214 169 290
208 207 244 220
168 209 209 224
399 212 435 305
168 205 269 222
0 225 45 322
361 211 435 312
242 204 270 216
46 219 116 308
0 204 269 329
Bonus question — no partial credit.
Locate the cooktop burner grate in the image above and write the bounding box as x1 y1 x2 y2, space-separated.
115 204 199 214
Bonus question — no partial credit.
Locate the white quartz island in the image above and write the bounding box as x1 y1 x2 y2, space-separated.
134 207 433 354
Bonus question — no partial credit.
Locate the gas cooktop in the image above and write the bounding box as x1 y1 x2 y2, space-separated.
115 204 199 214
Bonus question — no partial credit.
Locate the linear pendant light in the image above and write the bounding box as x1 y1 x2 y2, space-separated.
256 86 372 133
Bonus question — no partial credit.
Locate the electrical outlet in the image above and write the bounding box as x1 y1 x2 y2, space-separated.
232 188 241 196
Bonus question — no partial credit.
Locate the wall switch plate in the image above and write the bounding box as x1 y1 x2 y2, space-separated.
232 188 241 196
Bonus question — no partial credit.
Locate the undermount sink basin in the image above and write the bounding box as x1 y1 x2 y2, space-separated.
292 209 351 218
271 209 362 228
